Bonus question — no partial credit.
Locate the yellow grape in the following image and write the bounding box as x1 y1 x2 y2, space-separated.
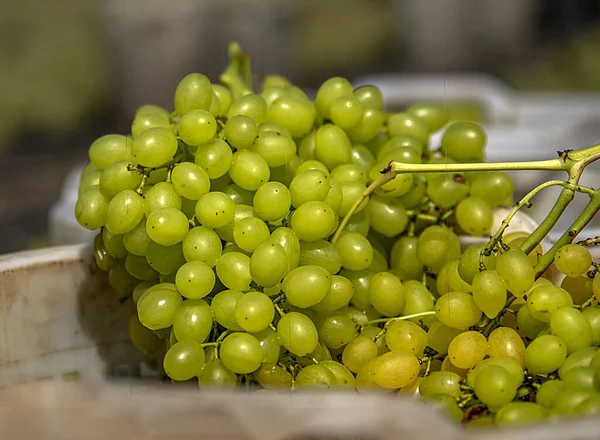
427 319 464 355
435 292 482 330
441 356 469 378
504 231 543 267
447 331 488 369
372 351 420 389
355 359 387 393
487 327 526 367
399 377 421 396
385 320 428 356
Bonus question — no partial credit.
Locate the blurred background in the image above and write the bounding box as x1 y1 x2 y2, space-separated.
2 0 600 254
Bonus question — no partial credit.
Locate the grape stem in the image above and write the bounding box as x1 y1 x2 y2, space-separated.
274 303 286 317
578 236 600 246
363 311 436 327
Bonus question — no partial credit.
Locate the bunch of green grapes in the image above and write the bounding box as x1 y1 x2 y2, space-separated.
74 43 600 428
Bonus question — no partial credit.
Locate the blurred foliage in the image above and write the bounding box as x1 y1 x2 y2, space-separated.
0 0 109 148
506 22 600 90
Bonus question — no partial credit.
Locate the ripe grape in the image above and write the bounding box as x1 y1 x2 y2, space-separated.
253 363 293 389
372 351 420 389
234 291 275 333
435 292 482 330
472 270 507 319
419 371 462 398
172 299 213 343
524 335 567 374
164 340 206 381
554 244 593 278
219 333 263 374
276 312 319 356
283 265 331 308
342 336 378 373
447 331 488 369
497 248 535 298
370 272 405 317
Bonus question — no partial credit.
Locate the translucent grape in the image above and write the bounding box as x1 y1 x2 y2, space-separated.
172 299 213 343
335 232 374 271
330 163 368 185
352 144 376 173
178 109 217 146
124 253 157 281
252 132 296 167
426 175 469 209
277 312 319 356
342 336 378 373
353 85 383 110
474 365 518 407
419 371 462 398
198 358 238 390
253 182 291 221
385 320 428 356
318 314 357 349
234 291 275 333
164 340 206 381
128 313 162 354
370 162 413 198
233 217 270 253
407 103 446 132
253 363 293 389
441 122 486 162
472 270 507 319
582 307 600 345
397 176 427 209
536 380 564 408
250 242 288 288
212 84 232 116
146 241 185 275
228 94 267 124
108 262 138 298
516 303 547 339
171 162 211 200
146 207 189 246
291 201 337 242
562 366 596 391
295 364 338 389
229 150 270 191
267 97 316 138
427 320 463 355
216 252 252 291
269 227 301 272
495 402 548 425
372 351 420 389
175 261 215 299
75 186 109 230
105 189 145 235
338 181 369 216
194 192 235 229
554 244 593 278
314 124 353 170
387 113 429 145
550 307 593 354
527 285 574 322
497 248 535 298
211 290 244 331
488 327 525 366
321 360 355 388
423 394 463 421
174 73 212 115
448 331 488 369
435 292 482 330
524 335 567 374
330 95 363 130
259 121 292 138
455 197 494 237
417 226 461 273
99 160 142 198
370 272 405 317
365 195 408 237
552 389 598 415
315 77 353 118
470 172 514 208
131 127 178 168
390 236 424 281
561 275 593 305
101 228 127 259
143 182 182 216
559 347 597 379
219 333 263 374
289 169 330 208
252 327 281 364
137 287 183 330
182 226 222 267
88 134 132 170
78 170 102 196
283 265 331 308
223 185 255 206
194 138 233 179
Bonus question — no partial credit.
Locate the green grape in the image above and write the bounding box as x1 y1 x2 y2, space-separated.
561 275 593 305
352 144 376 174
365 194 408 237
342 336 377 373
458 244 496 284
379 134 424 157
312 275 355 314
295 364 338 389
211 290 244 331
426 175 469 209
594 274 600 301
467 358 524 389
397 176 427 209
314 124 353 170
259 121 292 138
370 248 389 273
251 133 296 167
524 335 567 374
435 292 482 330
88 134 131 170
385 320 427 356
234 291 275 333
550 307 593 354
378 146 422 166
81 162 99 180
250 242 288 288
527 285 574 322
577 395 600 415
210 174 232 193
198 358 238 390
124 253 158 281
182 226 222 267
390 236 424 281
252 181 291 221
474 365 518 407
488 327 525 366
174 73 212 116
104 189 145 235
164 340 206 381
338 181 369 216
194 138 233 179
194 192 235 229
172 299 213 343
497 248 535 298
315 77 353 118
441 122 486 162
261 86 287 106
131 127 178 168
515 303 545 339
223 184 255 206
370 272 405 317
277 312 319 356
175 261 215 299
455 197 494 237
267 97 316 138
330 163 368 185
146 167 169 185
419 371 461 398
291 201 337 242
229 150 270 191
78 170 102 196
283 265 331 308
318 314 357 349
330 95 363 130
143 182 182 216
228 94 267 123
233 217 270 253
554 244 593 278
171 162 211 200
223 115 258 150
215 252 251 291
102 228 127 259
563 366 596 390
108 262 138 298
536 380 564 407
132 280 157 304
252 327 281 364
338 269 370 310
400 280 433 316
322 179 343 214
445 260 471 293
146 241 185 275
423 394 463 421
146 207 189 246
299 239 343 274
335 232 373 271
137 287 183 330
447 331 488 369
289 169 330 208
470 172 514 207
372 351 420 389
270 157 302 187
297 132 317 162
495 402 548 425
353 85 383 110
253 363 293 389
407 104 446 132
342 210 370 237
212 84 232 116
387 113 429 145
417 226 461 273
559 347 598 379
269 227 300 272
99 160 142 198
553 389 598 415
369 162 413 199
472 270 506 319
321 360 355 388
75 186 109 230
427 320 463 354
178 109 217 146
583 307 600 345
128 313 162 354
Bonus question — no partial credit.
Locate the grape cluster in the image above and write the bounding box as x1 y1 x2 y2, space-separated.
75 45 600 427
